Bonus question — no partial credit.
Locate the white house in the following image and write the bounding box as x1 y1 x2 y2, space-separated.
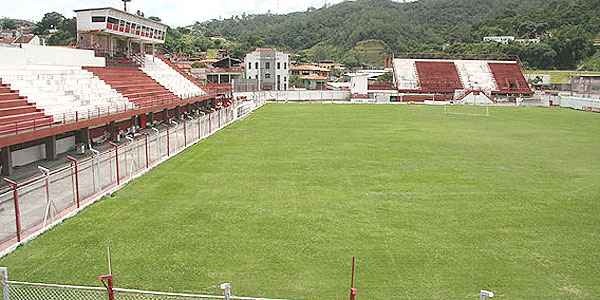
244 48 289 91
483 36 515 44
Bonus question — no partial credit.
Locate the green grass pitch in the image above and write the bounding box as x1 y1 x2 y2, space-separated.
1 104 600 299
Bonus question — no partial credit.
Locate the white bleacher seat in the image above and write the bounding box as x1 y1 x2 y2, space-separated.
454 60 498 92
0 65 135 122
141 55 206 99
393 59 420 90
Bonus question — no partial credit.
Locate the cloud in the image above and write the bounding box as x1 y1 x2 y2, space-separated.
2 0 346 26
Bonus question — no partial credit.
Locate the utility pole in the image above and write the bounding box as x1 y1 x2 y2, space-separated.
122 0 132 12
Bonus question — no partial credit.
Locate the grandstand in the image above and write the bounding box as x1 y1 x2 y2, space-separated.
0 6 230 179
392 57 532 102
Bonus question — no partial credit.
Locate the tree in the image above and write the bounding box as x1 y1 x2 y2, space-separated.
0 18 17 30
34 12 66 35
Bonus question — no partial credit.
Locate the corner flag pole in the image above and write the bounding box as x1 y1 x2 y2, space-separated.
349 256 357 300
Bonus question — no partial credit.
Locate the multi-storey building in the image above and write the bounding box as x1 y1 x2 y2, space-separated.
244 48 289 91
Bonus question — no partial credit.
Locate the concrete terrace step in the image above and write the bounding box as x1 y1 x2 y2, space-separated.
0 99 30 109
0 106 39 117
0 111 47 125
0 93 23 101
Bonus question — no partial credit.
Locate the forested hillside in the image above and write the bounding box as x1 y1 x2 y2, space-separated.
166 0 600 70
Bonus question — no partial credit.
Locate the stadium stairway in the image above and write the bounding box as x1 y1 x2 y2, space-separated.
0 81 52 134
85 66 181 107
142 55 206 99
0 66 134 123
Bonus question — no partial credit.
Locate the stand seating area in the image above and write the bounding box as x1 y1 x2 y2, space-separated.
85 66 181 107
142 55 206 99
0 82 52 134
488 63 532 94
0 66 134 122
415 61 463 93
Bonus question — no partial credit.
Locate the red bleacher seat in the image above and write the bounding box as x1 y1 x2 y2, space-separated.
85 66 180 107
488 63 532 94
415 61 463 93
0 82 53 134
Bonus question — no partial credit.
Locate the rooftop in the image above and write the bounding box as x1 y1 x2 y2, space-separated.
74 7 168 28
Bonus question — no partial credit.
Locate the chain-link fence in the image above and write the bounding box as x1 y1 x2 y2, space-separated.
0 267 285 300
0 99 266 255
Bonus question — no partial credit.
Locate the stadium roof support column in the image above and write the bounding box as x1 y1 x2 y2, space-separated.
45 136 57 161
76 128 90 148
0 146 12 176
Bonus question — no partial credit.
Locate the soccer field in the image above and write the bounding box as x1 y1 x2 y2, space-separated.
1 104 600 299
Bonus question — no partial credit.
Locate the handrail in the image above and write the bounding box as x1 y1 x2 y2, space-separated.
0 93 223 138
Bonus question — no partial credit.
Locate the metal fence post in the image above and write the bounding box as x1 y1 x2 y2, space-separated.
3 178 20 242
220 283 231 300
66 156 80 208
183 120 187 147
109 142 120 186
98 275 115 300
166 128 170 157
0 267 9 300
198 117 203 140
144 135 149 169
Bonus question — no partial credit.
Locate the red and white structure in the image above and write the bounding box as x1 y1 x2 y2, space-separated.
0 6 229 178
391 58 533 103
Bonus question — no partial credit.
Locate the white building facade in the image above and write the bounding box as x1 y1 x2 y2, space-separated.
75 7 168 57
244 48 289 91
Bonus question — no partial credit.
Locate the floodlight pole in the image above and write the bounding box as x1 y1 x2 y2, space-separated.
122 0 131 12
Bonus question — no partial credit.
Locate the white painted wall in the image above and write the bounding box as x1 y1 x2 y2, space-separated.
12 145 45 167
57 136 76 154
559 96 600 110
11 136 76 167
350 75 368 94
0 45 105 67
235 90 350 101
392 59 419 90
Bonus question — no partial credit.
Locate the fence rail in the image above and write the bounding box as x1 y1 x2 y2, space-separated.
0 99 266 256
0 268 286 300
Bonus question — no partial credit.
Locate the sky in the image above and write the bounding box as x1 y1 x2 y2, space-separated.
3 0 347 26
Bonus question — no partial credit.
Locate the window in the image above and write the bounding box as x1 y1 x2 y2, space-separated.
248 62 252 70
265 62 271 69
284 62 287 70
255 62 259 69
277 62 281 70
255 75 258 79
265 73 271 79
92 16 106 23
107 17 119 24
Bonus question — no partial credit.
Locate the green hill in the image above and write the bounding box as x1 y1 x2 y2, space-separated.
174 0 600 70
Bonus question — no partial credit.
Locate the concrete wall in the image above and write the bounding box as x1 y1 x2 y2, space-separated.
0 45 105 67
559 95 600 110
11 136 76 167
235 90 350 102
